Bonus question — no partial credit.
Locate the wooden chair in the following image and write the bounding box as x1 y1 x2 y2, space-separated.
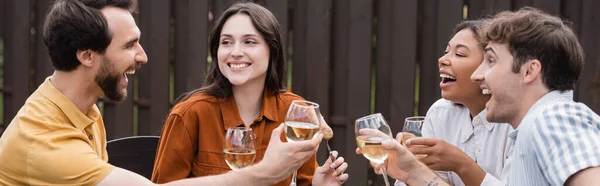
107 136 160 179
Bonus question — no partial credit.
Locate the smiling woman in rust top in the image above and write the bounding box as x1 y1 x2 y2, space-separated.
151 2 348 186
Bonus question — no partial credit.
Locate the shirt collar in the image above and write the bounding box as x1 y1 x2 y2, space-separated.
38 77 100 130
515 90 573 130
221 89 279 130
528 90 573 114
477 109 495 131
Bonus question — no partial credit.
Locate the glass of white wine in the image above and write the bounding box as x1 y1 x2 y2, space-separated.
284 100 322 186
223 127 256 170
355 113 393 186
402 116 450 182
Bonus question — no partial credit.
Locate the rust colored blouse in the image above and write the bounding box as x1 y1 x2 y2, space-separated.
151 90 318 185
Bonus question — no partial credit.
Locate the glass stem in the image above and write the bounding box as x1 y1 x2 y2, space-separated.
290 170 297 186
381 165 391 186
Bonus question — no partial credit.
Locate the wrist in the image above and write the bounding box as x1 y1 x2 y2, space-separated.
456 159 477 177
405 161 433 184
242 161 282 185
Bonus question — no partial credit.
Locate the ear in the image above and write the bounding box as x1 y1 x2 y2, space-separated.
522 59 542 84
76 49 95 68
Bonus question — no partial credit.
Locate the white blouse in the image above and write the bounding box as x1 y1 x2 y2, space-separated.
396 98 512 186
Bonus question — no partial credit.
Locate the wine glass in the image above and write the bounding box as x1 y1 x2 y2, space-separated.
223 127 256 170
284 100 322 186
402 116 425 142
402 116 450 181
355 113 394 186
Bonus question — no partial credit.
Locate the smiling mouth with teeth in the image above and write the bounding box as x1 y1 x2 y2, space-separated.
440 74 456 83
482 89 491 95
229 63 251 69
124 69 136 75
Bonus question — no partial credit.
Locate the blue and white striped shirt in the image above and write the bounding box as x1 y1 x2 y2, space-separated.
500 90 600 185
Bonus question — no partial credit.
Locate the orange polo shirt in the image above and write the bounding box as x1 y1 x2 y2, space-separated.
152 90 318 185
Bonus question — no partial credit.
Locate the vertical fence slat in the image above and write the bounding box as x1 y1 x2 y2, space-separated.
213 0 242 19
333 0 373 185
263 0 288 47
417 0 439 115
174 0 208 98
577 0 600 114
291 0 307 96
306 0 333 165
330 0 349 176
103 86 134 140
0 0 4 132
468 0 512 19
3 0 30 128
593 37 600 114
375 0 418 134
138 0 170 136
562 0 582 36
532 0 560 15
513 0 534 10
34 0 52 86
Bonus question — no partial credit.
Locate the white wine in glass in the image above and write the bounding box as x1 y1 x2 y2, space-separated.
285 121 320 142
355 113 394 186
223 127 256 170
284 100 321 186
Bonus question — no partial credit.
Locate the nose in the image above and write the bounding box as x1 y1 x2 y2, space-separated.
471 62 485 83
136 43 148 64
438 53 450 68
230 43 243 58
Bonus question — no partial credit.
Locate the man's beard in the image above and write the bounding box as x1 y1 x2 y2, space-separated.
95 58 127 102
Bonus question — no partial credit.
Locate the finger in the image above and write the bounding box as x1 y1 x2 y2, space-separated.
408 146 433 155
324 151 338 169
319 116 334 140
333 162 348 177
291 132 323 152
417 155 436 166
330 155 344 169
371 161 383 175
381 138 403 152
355 148 362 155
406 137 439 146
359 128 389 137
336 173 349 184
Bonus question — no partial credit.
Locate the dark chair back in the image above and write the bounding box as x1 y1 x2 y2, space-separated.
107 136 160 179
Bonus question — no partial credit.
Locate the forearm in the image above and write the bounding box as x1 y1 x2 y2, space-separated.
455 159 485 186
405 162 449 186
164 162 281 186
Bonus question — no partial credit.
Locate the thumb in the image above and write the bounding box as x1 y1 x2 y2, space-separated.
270 123 285 143
382 138 402 152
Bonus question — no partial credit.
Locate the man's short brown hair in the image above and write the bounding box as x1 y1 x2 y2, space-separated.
485 7 584 91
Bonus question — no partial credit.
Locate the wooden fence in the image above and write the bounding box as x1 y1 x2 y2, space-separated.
1 0 599 185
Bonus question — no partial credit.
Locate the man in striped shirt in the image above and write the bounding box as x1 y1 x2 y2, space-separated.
363 7 600 186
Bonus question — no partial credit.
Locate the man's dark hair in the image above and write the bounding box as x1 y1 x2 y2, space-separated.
43 0 135 71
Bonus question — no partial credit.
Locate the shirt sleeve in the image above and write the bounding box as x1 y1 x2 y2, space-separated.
481 173 505 186
27 128 114 186
151 114 198 183
532 102 600 185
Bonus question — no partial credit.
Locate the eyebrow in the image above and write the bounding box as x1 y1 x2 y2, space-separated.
455 44 471 52
484 47 497 57
124 37 139 47
220 33 261 38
